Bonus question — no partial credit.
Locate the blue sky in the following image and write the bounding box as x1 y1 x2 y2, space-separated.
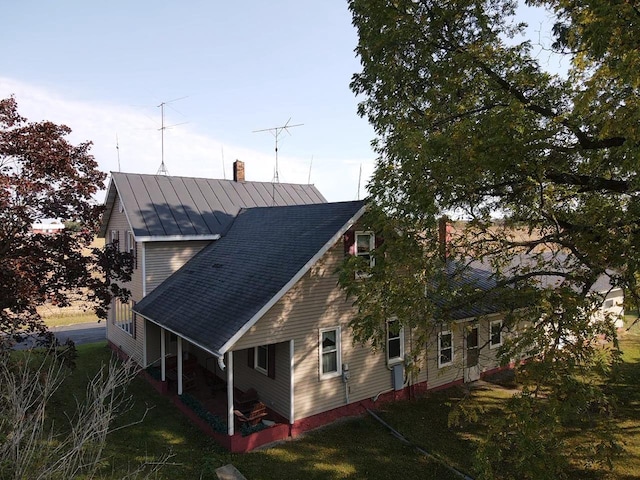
1 1 375 202
1 2 558 203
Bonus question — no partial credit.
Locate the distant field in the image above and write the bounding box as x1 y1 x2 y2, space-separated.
38 236 104 327
42 311 100 327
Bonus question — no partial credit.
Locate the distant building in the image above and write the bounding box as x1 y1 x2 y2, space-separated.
31 220 65 235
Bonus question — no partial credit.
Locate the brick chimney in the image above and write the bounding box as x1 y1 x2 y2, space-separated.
438 216 451 260
233 160 245 182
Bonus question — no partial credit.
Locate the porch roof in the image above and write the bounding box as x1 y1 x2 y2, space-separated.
134 200 366 356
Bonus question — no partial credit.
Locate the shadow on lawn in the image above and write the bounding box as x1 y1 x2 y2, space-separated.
233 415 463 480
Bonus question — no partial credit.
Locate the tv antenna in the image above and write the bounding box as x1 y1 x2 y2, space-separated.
157 97 188 175
253 118 303 183
115 134 121 172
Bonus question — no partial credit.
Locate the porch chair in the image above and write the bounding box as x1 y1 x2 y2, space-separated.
233 402 267 426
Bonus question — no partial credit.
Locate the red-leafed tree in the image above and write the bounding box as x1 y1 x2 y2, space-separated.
0 96 132 350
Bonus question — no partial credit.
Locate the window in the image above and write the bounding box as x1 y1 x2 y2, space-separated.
355 231 375 267
490 320 503 349
125 230 137 268
110 229 120 250
319 327 342 379
113 298 135 337
248 344 275 379
387 320 404 365
354 231 375 279
255 345 268 375
438 330 453 368
603 299 614 309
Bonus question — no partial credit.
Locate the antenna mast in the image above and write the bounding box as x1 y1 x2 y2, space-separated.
253 118 303 183
157 97 188 175
116 134 121 172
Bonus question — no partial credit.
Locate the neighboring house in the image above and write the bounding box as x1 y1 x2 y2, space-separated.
31 220 65 234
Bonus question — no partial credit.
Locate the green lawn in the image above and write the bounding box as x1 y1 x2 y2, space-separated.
40 319 640 479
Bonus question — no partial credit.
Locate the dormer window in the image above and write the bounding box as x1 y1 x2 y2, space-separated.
355 231 375 268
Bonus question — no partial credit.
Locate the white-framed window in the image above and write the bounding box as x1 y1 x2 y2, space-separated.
355 231 375 267
125 230 137 268
438 330 453 368
319 327 342 379
603 299 614 309
387 319 404 365
355 231 375 279
125 230 134 253
490 320 503 349
113 298 135 337
110 229 120 250
255 345 268 375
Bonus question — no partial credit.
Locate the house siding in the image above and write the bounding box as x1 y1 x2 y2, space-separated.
145 241 211 293
231 238 509 421
232 242 404 421
233 345 291 418
103 193 213 365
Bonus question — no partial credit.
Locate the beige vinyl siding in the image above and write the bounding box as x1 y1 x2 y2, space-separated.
106 310 145 364
424 323 464 389
104 195 143 361
145 241 211 293
232 242 398 421
233 344 291 418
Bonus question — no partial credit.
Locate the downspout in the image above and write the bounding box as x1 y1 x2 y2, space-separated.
160 327 166 382
289 340 295 427
226 351 235 436
177 337 183 395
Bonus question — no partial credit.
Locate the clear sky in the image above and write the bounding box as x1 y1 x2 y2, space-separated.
1 2 558 204
1 1 376 202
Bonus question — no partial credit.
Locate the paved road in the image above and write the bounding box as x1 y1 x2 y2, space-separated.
12 322 106 349
51 321 106 345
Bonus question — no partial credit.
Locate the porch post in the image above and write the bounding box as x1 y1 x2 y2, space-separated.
142 319 147 366
177 337 183 395
289 339 295 425
160 328 166 381
227 351 234 436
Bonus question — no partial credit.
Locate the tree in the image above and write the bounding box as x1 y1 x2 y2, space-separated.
345 0 638 476
0 96 132 349
0 348 166 479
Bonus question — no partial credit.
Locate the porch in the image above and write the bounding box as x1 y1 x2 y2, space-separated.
142 324 294 452
144 357 291 452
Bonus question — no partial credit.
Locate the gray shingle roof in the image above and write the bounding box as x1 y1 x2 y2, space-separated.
134 200 366 356
99 172 326 240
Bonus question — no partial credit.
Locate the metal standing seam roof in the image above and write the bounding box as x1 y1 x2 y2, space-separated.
98 172 327 240
134 200 366 357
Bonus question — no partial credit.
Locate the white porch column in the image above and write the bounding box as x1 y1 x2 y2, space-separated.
142 319 147 367
177 337 183 395
289 339 295 425
227 351 235 436
160 328 166 382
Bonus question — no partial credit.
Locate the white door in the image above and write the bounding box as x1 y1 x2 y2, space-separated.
464 324 481 382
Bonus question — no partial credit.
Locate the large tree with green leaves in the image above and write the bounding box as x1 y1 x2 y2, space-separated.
345 0 639 477
0 96 132 350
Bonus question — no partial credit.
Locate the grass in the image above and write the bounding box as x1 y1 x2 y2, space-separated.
34 317 640 479
42 311 100 327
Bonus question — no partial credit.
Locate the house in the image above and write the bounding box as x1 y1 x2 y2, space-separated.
99 165 510 451
98 162 325 363
31 220 65 234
